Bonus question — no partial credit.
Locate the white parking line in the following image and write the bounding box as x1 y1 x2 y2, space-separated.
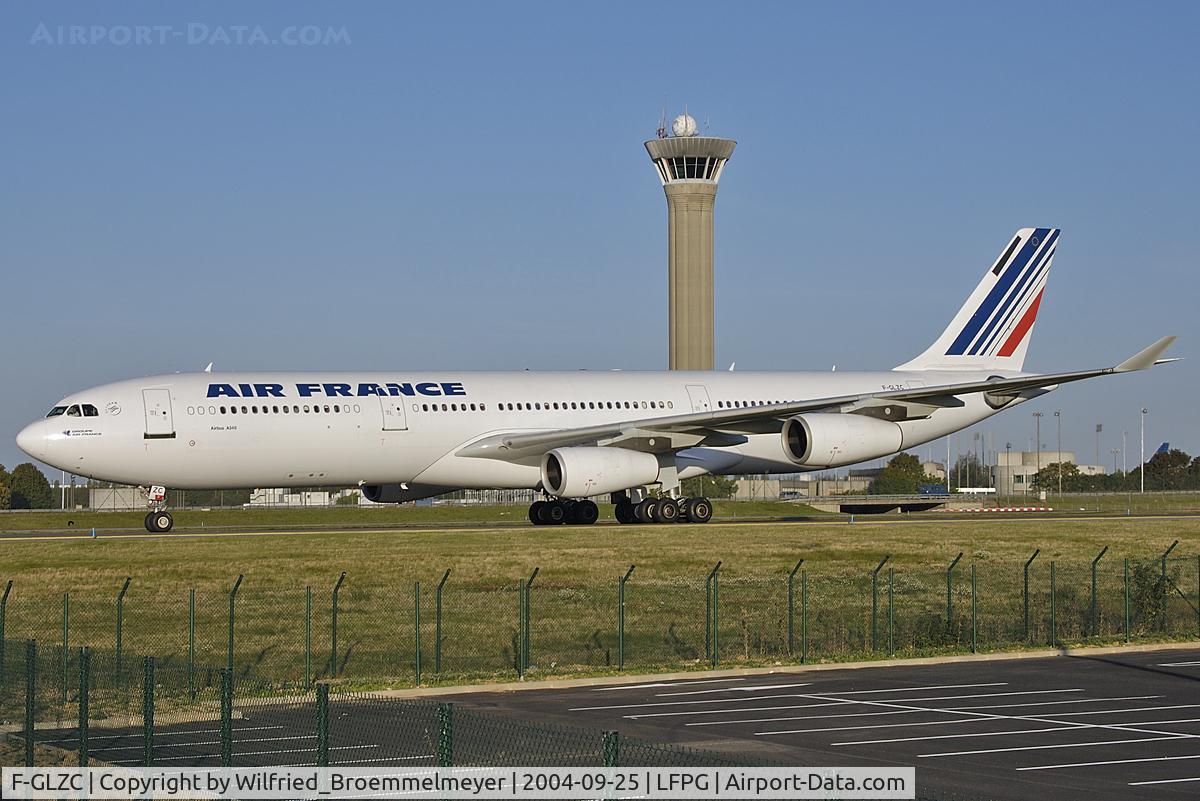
819 683 1006 696
656 683 812 696
45 725 284 745
1129 776 1200 786
587 687 1077 715
1158 661 1200 667
332 754 436 764
833 726 1080 746
1018 753 1200 771
593 678 746 691
920 735 1187 758
948 695 1160 712
686 708 932 727
90 734 317 753
148 744 380 762
1052 704 1200 717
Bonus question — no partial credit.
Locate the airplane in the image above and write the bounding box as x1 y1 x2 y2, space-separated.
16 227 1178 533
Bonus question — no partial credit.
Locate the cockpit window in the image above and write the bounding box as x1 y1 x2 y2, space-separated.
46 406 68 417
82 404 99 417
66 405 82 417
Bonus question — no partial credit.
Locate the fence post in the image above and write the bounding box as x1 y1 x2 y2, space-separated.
618 565 635 670
524 567 538 670
1090 546 1108 637
1049 561 1057 646
25 639 35 767
78 646 89 767
1 580 12 687
414 581 422 686
227 574 243 673
115 577 131 684
602 730 620 767
801 569 808 664
435 569 451 674
1160 540 1179 633
331 572 346 677
142 656 155 766
870 556 891 651
1123 558 1131 643
304 586 312 689
706 562 721 668
887 567 895 655
220 668 233 767
316 683 329 767
187 589 195 701
971 564 977 654
61 592 70 705
437 702 454 767
1023 549 1040 641
787 560 804 656
946 552 963 636
516 579 525 677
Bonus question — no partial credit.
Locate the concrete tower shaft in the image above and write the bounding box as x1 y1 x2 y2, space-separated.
645 134 736 371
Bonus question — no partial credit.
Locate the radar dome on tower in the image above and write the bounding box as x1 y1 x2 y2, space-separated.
671 114 698 137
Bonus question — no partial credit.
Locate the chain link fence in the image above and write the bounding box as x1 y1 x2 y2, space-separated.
2 548 1197 700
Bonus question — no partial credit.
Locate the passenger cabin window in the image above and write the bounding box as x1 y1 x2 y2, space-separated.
46 406 68 417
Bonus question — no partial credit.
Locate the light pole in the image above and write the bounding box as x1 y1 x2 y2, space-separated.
1111 448 1120 475
1140 408 1147 493
1095 423 1102 468
1033 413 1044 497
1005 442 1012 496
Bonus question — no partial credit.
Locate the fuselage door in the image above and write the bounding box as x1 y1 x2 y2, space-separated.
685 384 712 413
379 396 409 431
142 388 175 439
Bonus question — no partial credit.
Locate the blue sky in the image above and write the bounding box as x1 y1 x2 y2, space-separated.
1 1 1196 476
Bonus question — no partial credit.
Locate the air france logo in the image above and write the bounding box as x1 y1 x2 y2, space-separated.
206 382 467 399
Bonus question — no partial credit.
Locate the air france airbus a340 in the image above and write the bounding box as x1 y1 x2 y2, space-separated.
16 228 1178 532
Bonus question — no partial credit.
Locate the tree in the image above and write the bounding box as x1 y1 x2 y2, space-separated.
682 475 738 499
949 452 987 490
868 453 934 495
1033 462 1080 490
8 463 53 509
1143 448 1191 490
0 484 10 510
0 463 9 488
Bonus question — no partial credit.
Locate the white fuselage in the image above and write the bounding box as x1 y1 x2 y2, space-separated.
17 369 1021 491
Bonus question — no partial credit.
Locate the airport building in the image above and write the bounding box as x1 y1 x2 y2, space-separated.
645 113 735 371
992 450 1105 495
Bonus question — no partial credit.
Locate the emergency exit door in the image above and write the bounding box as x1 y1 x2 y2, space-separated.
379 396 409 430
142 388 175 439
685 384 712 413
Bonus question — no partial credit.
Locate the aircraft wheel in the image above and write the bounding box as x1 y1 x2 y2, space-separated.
614 502 636 524
652 498 679 523
562 500 580 524
147 511 174 533
634 498 656 523
143 512 155 532
541 500 567 525
575 499 599 525
687 497 713 524
529 501 546 525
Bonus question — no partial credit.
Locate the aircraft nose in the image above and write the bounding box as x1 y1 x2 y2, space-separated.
16 420 47 461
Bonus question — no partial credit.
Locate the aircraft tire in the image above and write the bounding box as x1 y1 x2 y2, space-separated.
148 511 174 533
614 502 635 524
652 498 679 523
575 499 599 525
143 512 155 532
688 497 713 524
543 500 567 525
529 501 546 525
635 499 656 523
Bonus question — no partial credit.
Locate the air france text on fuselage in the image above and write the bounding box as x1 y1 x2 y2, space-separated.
205 382 467 398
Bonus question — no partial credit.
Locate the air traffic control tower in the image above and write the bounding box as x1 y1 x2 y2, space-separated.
646 113 735 371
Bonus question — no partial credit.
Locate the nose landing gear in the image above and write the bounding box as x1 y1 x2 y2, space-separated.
141 485 175 533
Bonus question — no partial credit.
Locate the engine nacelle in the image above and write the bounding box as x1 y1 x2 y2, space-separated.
361 483 454 504
781 413 904 468
541 447 660 498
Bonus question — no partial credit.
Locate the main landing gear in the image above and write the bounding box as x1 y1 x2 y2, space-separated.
142 484 174 533
529 498 600 526
612 493 712 525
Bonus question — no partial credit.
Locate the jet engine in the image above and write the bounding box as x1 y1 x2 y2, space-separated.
781 413 904 468
361 483 454 504
541 447 660 498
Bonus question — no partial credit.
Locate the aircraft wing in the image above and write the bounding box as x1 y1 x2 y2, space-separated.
456 336 1178 461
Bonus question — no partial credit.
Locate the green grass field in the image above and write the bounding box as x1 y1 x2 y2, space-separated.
1 513 1197 693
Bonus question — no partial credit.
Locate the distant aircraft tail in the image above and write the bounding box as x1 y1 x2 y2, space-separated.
895 228 1060 372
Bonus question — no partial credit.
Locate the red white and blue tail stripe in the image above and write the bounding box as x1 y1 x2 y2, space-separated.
895 228 1060 372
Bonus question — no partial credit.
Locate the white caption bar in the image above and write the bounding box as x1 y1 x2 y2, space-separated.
0 767 915 799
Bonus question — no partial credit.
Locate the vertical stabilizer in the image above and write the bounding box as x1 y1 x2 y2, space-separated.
895 228 1060 372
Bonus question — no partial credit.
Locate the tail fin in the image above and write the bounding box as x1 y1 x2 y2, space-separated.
895 227 1060 372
